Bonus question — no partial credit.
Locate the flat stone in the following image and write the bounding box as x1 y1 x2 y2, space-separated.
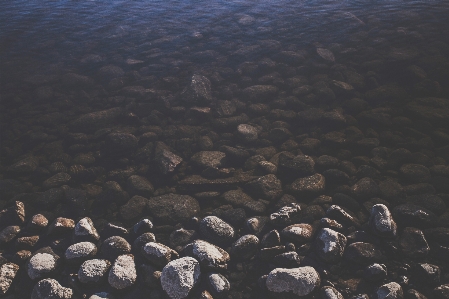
266 266 320 296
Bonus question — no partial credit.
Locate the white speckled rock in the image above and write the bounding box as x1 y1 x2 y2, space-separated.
161 257 201 299
31 278 73 299
78 259 111 284
108 255 136 289
65 242 97 262
270 203 302 226
0 262 19 295
266 266 320 296
183 240 230 270
89 292 114 299
369 204 397 238
141 242 179 267
199 216 235 245
207 272 230 297
375 282 403 299
28 253 59 280
315 228 347 263
73 217 100 242
280 223 314 244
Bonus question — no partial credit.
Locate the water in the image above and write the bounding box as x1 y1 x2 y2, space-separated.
1 0 449 298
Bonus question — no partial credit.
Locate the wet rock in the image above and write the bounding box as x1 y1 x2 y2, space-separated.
199 216 235 245
0 201 25 227
8 156 39 174
237 124 259 142
207 272 230 298
261 230 281 248
104 133 138 157
27 250 61 280
277 153 315 178
154 142 183 174
0 226 20 243
65 242 97 264
364 263 387 281
0 262 19 295
70 107 123 132
161 257 200 299
120 195 147 222
270 203 302 226
326 205 360 227
182 240 230 270
281 223 314 244
266 266 320 296
141 242 179 267
369 204 397 238
78 259 111 284
289 173 325 197
344 242 383 265
320 286 344 299
101 236 131 260
231 234 259 260
191 151 226 169
242 85 278 102
127 175 154 197
147 193 200 225
375 282 403 299
245 174 282 201
399 227 429 259
108 254 137 289
181 74 213 105
393 204 437 229
73 217 100 243
406 97 449 126
31 278 73 299
315 228 347 263
400 164 431 183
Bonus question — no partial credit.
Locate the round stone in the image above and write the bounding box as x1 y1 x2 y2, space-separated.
266 266 320 296
161 257 201 299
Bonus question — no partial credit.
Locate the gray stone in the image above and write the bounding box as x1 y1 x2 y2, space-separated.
73 217 100 243
207 272 230 298
0 201 26 227
199 216 235 245
28 252 60 280
8 156 39 174
119 195 147 221
237 124 259 142
133 232 156 251
65 242 97 263
28 214 49 232
78 259 111 284
181 74 213 105
320 286 344 299
161 257 201 299
154 142 183 174
183 240 230 270
270 203 302 226
375 282 403 299
108 254 136 289
0 226 20 243
231 234 259 260
290 173 325 197
369 204 397 238
315 228 347 264
31 278 73 299
281 224 314 244
141 242 179 267
399 227 430 259
101 236 131 260
191 151 226 169
245 174 283 201
127 175 154 197
400 164 431 183
344 242 383 265
147 193 200 225
364 263 387 281
266 266 320 296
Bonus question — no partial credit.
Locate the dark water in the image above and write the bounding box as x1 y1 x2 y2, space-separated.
2 0 449 298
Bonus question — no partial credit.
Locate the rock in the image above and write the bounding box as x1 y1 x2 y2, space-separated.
31 278 73 299
0 226 20 243
127 175 154 197
242 85 278 102
154 142 183 174
42 173 71 189
89 292 115 299
147 193 200 225
199 216 235 245
181 74 213 105
289 173 326 197
320 286 344 299
245 174 283 201
375 282 403 299
73 217 100 243
138 264 160 289
265 266 320 296
317 48 335 62
245 216 269 236
261 230 281 248
108 255 137 289
406 289 428 299
169 228 197 249
141 242 179 267
183 240 230 270
133 232 156 251
27 214 49 232
281 224 314 245
161 257 201 299
191 151 226 169
270 203 302 226
120 195 148 221
433 284 449 299
400 164 431 183
0 263 19 295
406 97 449 126
101 236 131 260
207 272 230 298
237 124 259 142
104 133 138 157
78 259 111 284
47 218 74 236
364 263 387 281
273 251 302 268
414 263 440 286
393 204 437 229
369 204 397 238
351 177 380 200
399 227 429 259
0 201 25 227
315 228 347 264
133 218 153 235
231 234 259 260
344 242 383 265
65 242 97 264
326 205 360 227
8 156 39 174
27 250 60 280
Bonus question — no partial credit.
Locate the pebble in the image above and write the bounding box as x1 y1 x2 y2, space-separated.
375 282 403 299
265 266 320 296
73 217 100 243
31 278 73 299
207 272 230 298
183 240 230 270
101 236 131 260
231 234 259 260
364 263 387 281
320 286 344 299
199 216 235 245
27 214 49 232
47 217 75 236
108 254 137 289
344 242 383 265
133 232 156 251
369 204 397 238
65 242 97 263
141 242 179 267
27 251 60 280
270 203 302 226
281 223 314 244
315 228 347 263
78 259 111 284
0 263 19 295
161 257 201 299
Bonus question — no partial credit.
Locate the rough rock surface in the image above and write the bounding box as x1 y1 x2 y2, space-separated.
265 266 320 296
161 257 201 299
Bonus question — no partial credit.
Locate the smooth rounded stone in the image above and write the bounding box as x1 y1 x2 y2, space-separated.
207 272 230 298
127 175 154 198
408 194 446 216
375 282 403 299
270 203 302 226
364 263 387 281
369 204 397 238
169 229 197 249
133 232 156 252
101 236 131 260
326 205 360 228
237 124 258 142
256 161 278 174
266 266 320 297
65 242 97 263
319 218 344 232
261 230 281 248
323 169 350 184
191 151 226 169
47 217 75 236
0 226 20 243
399 227 429 259
433 284 449 299
344 242 383 265
245 174 283 201
73 217 100 243
0 263 19 295
147 194 200 225
161 257 200 299
101 223 129 240
108 254 137 290
393 204 437 229
273 251 302 268
414 263 440 285
242 85 278 102
34 188 65 209
231 234 259 260
281 224 314 244
133 218 153 235
8 156 39 174
221 189 254 207
28 252 60 280
104 133 138 157
120 195 147 222
350 294 370 299
315 228 347 264
78 259 111 284
350 177 380 200
289 173 325 197
406 289 428 299
320 286 344 299
28 214 49 232
43 173 71 189
141 242 179 267
0 201 25 226
400 164 431 183
199 216 235 245
220 208 246 227
183 240 230 270
138 264 160 289
31 278 73 299
89 292 115 299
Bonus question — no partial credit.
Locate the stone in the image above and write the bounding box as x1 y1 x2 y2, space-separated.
127 175 154 197
27 214 49 232
351 177 380 200
207 272 230 298
31 278 73 299
242 85 278 102
0 226 20 243
43 173 71 189
245 216 269 236
237 124 259 142
399 227 429 259
261 230 281 248
8 156 39 174
344 242 383 265
414 263 440 286
199 216 235 245
315 228 347 264
231 234 259 260
101 236 131 260
266 266 320 296
406 289 428 299
47 217 75 236
320 286 344 299
104 133 138 157
161 257 201 299
108 255 137 289
89 292 114 299
273 251 302 268
78 259 111 284
364 263 387 281
141 242 179 267
375 282 403 299
28 251 60 280
169 229 197 249
133 218 153 235
433 284 449 299
133 232 156 251
393 204 437 229
154 142 183 174
0 201 25 227
369 204 397 238
181 74 213 105
120 195 147 221
65 242 97 264
0 263 19 295
183 240 230 270
191 151 226 169
400 164 431 183
326 205 360 227
73 217 100 243
147 194 200 225
406 97 449 126
270 203 302 226
281 224 314 245
289 173 325 197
